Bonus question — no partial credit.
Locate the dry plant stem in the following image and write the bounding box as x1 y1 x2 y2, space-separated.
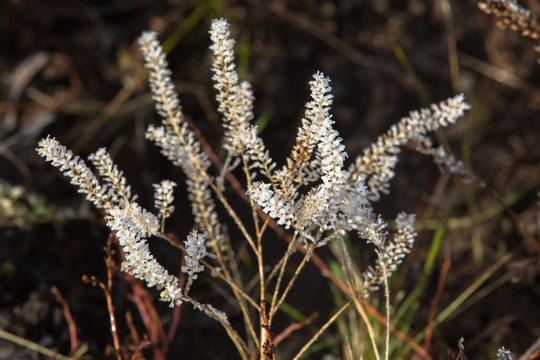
268 232 299 325
192 297 253 360
0 329 72 360
217 237 259 348
518 336 540 360
265 252 288 286
257 217 270 298
439 0 461 92
260 301 276 360
125 311 153 359
131 285 167 358
202 258 260 309
159 232 260 310
361 298 433 360
425 251 451 349
164 175 258 346
51 286 78 356
125 311 141 349
269 241 314 326
353 293 381 360
257 232 268 358
292 299 354 360
336 237 356 291
84 275 122 360
103 238 122 360
273 311 319 345
194 184 260 346
345 338 354 360
122 278 163 349
71 68 146 153
379 253 391 360
404 252 515 354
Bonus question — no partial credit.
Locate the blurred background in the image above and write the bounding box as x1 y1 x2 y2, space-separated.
1 0 539 359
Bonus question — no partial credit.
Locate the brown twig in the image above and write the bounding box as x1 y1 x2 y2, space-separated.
51 286 79 357
273 311 319 346
260 301 276 360
82 236 122 360
125 311 153 360
425 250 451 349
125 311 141 349
82 273 122 360
363 299 433 360
129 284 166 360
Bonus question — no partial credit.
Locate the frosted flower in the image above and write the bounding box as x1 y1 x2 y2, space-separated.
153 179 177 221
182 231 208 279
107 204 183 307
36 136 112 211
496 347 513 360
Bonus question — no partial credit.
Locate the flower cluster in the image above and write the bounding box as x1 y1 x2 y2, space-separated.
37 17 483 359
36 136 187 308
478 0 540 59
348 94 471 201
361 212 416 294
182 231 208 280
107 204 183 307
153 180 176 224
496 347 513 360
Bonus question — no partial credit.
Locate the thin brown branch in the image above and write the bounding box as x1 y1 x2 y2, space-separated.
51 286 79 356
425 250 451 349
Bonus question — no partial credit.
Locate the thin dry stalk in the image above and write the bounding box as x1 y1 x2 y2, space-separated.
292 299 354 360
82 274 121 360
268 233 299 325
269 243 315 325
425 251 451 349
353 293 381 360
0 329 72 360
273 311 319 346
51 286 78 356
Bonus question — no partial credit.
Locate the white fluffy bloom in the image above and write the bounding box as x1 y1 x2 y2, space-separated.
349 94 471 201
182 231 208 279
248 182 295 229
107 204 183 307
153 180 177 220
36 136 113 211
496 347 513 360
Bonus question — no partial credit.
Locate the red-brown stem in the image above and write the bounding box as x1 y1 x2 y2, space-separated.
105 237 123 360
125 311 141 348
363 299 432 360
82 274 122 360
51 286 78 356
274 311 319 346
114 237 168 359
260 301 276 360
425 251 451 350
129 282 166 360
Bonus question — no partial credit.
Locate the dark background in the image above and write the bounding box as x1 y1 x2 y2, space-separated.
1 0 539 359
